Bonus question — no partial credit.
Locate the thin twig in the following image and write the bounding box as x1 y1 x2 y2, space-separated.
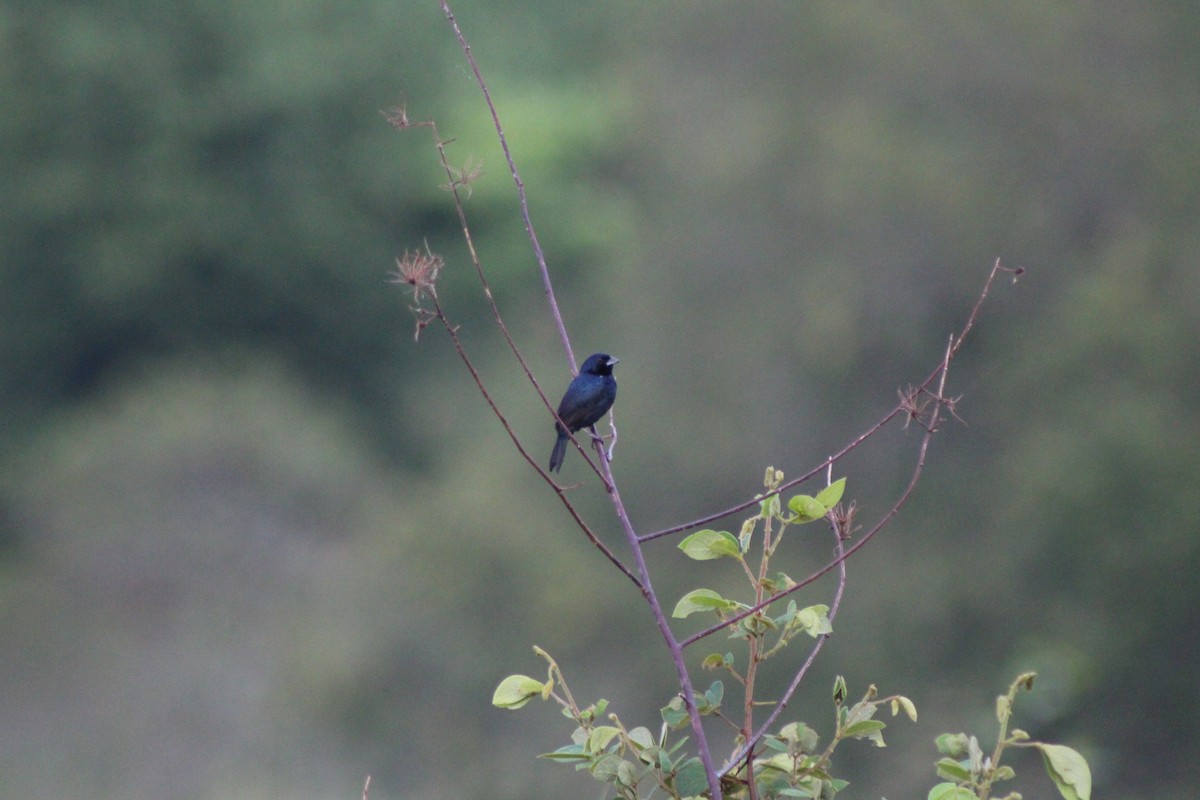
595 448 724 799
433 5 1020 796
682 333 955 648
439 0 576 370
436 5 723 797
723 519 850 776
427 10 617 487
430 296 640 587
639 406 905 543
389 116 627 566
394 117 617 491
641 259 1019 544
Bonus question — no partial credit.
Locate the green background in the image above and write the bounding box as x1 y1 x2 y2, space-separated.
3 2 1198 798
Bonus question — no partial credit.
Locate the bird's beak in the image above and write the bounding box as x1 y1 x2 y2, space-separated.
607 357 620 366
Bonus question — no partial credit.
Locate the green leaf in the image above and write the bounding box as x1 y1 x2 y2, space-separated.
738 516 757 551
934 758 972 782
636 745 661 766
1037 743 1092 800
540 743 589 761
590 753 624 781
647 736 684 765
627 726 655 750
701 652 733 670
993 765 1015 782
890 695 918 722
796 724 825 753
672 588 740 618
803 763 835 781
788 494 827 523
758 752 796 773
842 718 887 744
761 493 781 519
491 674 546 709
779 721 820 752
666 735 690 755
842 699 878 728
761 736 790 753
763 573 801 597
661 696 690 730
672 758 709 797
738 612 777 636
616 759 638 787
928 783 977 800
678 529 742 560
815 477 846 508
587 725 621 754
794 604 832 637
935 733 970 757
704 680 724 709
832 675 848 705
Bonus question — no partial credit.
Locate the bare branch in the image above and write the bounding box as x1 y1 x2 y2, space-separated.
436 5 725 795
439 0 576 371
389 113 629 567
723 526 849 777
428 293 641 587
641 258 1020 543
421 7 1022 797
682 331 959 648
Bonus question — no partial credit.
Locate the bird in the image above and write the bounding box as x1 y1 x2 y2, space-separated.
548 353 619 472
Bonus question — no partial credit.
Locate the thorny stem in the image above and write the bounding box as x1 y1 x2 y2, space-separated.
392 114 611 482
428 6 1019 798
391 114 626 569
439 0 576 371
537 648 583 717
738 512 774 786
428 296 640 586
723 529 849 778
683 332 958 649
430 7 617 484
596 449 724 798
640 258 1020 544
639 411 902 544
436 3 723 796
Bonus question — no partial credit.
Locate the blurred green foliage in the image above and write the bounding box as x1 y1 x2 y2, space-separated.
2 1 1198 799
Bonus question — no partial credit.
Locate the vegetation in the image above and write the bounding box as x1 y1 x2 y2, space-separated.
2 2 1196 799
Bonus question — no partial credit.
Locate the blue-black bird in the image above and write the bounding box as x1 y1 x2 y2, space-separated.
548 353 619 472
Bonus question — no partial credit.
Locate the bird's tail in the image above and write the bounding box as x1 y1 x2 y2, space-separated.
549 429 569 472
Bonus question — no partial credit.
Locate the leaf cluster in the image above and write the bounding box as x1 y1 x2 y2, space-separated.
493 648 709 800
495 648 918 800
928 673 1091 800
494 469 928 799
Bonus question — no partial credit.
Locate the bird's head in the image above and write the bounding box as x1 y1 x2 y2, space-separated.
580 353 619 376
